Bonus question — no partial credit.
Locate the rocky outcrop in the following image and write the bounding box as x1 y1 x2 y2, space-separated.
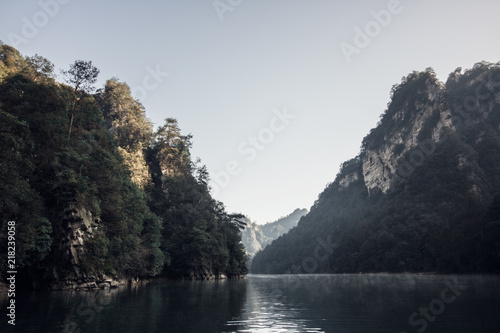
46 205 160 289
184 269 244 280
53 204 100 282
241 209 308 258
50 275 130 290
361 76 452 195
355 66 500 196
339 170 359 190
241 221 267 257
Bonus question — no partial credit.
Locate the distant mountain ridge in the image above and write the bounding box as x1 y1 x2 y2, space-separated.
241 208 308 258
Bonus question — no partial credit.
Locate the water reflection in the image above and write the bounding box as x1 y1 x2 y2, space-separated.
225 276 324 332
2 279 248 333
1 285 125 333
83 279 249 333
227 274 500 333
2 274 499 333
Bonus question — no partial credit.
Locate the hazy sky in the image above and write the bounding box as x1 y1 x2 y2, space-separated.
1 0 500 224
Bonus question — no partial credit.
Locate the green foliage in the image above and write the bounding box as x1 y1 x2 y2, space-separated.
146 118 247 278
0 44 246 285
23 54 55 83
362 69 441 151
62 60 100 139
0 108 52 278
101 78 152 148
62 60 100 94
0 43 26 81
100 78 153 188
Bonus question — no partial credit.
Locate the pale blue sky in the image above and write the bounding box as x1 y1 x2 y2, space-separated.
1 0 500 224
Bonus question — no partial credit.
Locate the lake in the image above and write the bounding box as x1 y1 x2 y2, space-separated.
2 274 500 332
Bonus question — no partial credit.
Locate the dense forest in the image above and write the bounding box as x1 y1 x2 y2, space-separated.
0 43 247 289
252 64 500 274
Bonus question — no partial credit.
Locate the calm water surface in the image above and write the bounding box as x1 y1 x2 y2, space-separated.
2 274 500 332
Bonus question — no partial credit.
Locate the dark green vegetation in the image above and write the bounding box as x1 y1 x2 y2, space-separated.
252 64 500 274
0 43 247 287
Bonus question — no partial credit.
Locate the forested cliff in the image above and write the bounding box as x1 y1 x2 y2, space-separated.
252 64 500 274
0 43 247 289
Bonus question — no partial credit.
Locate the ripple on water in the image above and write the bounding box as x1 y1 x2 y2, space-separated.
224 294 325 332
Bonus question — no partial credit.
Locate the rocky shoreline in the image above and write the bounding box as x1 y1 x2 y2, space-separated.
49 276 129 291
0 273 247 293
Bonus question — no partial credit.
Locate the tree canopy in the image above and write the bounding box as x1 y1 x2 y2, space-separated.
0 44 247 287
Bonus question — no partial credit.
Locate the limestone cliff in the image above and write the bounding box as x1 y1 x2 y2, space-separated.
251 63 500 274
58 204 99 276
241 219 267 257
353 66 500 197
241 208 308 258
360 71 450 194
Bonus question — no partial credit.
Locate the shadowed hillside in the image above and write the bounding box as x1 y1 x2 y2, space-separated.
252 64 500 274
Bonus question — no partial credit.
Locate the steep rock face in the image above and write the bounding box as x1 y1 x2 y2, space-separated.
241 208 308 258
57 204 99 278
348 64 500 214
51 206 135 289
361 74 453 195
358 66 500 196
240 220 267 257
260 208 308 239
339 171 359 190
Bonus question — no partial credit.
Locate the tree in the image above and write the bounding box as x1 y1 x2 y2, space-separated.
102 78 152 148
62 60 100 138
101 78 153 188
0 43 26 81
152 118 192 177
0 108 52 276
23 54 54 82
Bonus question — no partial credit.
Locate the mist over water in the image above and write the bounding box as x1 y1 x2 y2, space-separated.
2 274 499 333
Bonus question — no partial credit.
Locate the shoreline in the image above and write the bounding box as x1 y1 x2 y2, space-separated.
2 272 498 295
0 274 248 293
